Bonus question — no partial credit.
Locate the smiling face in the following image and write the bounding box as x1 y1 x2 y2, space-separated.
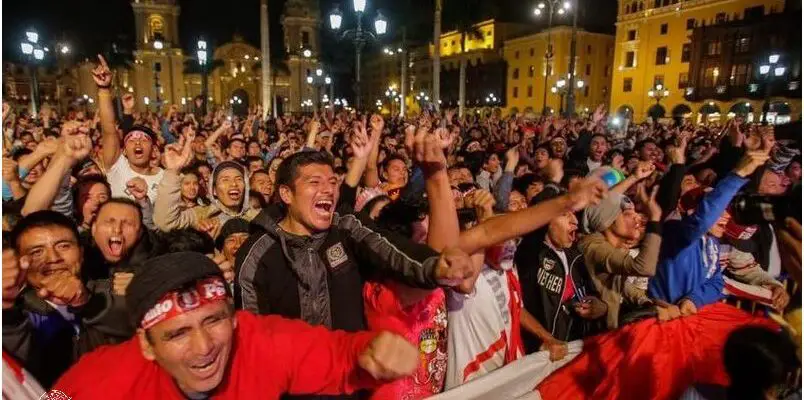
139 301 236 396
550 139 566 158
181 174 200 202
91 202 142 263
124 131 155 168
247 142 262 157
758 170 791 195
639 142 658 162
280 163 340 234
214 169 246 211
508 190 527 212
547 211 578 249
227 141 246 160
484 154 501 173
17 225 83 289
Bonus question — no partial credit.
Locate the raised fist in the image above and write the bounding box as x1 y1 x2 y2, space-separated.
358 331 418 381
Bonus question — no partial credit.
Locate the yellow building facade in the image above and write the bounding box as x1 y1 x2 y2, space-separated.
504 27 615 115
610 0 789 122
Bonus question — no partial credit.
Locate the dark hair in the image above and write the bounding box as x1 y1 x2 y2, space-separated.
250 169 270 179
382 154 407 174
249 190 267 208
724 326 798 400
96 198 143 223
604 149 624 165
156 228 215 255
635 139 657 153
513 173 544 195
71 175 112 223
590 133 608 143
448 163 471 173
274 151 334 210
245 156 263 166
360 195 392 218
376 197 427 238
11 210 80 251
179 166 199 177
11 148 33 161
227 137 246 148
561 168 585 188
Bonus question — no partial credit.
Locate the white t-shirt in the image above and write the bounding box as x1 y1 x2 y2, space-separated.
445 240 524 390
106 155 164 203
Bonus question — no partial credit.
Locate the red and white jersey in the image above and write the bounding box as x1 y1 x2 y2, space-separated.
445 240 524 390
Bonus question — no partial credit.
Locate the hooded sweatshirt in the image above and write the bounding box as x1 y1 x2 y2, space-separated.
153 162 259 234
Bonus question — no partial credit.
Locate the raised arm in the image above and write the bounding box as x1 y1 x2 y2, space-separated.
21 135 91 216
153 134 197 231
419 126 459 252
92 55 121 170
362 115 383 188
458 176 608 255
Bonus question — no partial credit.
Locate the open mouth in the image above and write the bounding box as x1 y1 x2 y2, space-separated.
41 266 69 277
227 189 242 202
313 199 334 217
133 147 144 157
568 229 577 242
108 236 124 257
189 352 220 380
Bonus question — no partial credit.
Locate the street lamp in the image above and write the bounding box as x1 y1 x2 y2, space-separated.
647 83 670 120
533 0 573 116
197 39 209 115
306 66 333 109
551 75 584 115
758 52 786 125
329 0 388 110
20 28 46 118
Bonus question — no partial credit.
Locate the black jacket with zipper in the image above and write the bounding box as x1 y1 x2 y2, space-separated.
515 230 604 354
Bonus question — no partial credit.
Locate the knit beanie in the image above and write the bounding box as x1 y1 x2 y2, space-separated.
215 218 250 250
582 193 632 234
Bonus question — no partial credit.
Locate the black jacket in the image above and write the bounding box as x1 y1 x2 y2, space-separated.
515 231 604 353
235 205 441 331
2 281 132 388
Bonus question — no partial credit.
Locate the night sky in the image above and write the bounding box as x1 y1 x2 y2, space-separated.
3 0 617 94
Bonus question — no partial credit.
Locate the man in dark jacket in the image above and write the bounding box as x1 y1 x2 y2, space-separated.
235 151 476 333
3 211 132 387
516 192 608 353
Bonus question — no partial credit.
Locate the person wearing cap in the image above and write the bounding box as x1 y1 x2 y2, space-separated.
54 252 420 399
648 149 771 316
153 133 259 235
92 55 164 203
578 188 665 328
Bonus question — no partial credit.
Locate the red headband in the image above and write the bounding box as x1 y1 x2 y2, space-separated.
123 130 154 144
141 277 229 329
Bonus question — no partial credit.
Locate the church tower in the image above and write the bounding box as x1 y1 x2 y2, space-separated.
281 0 320 112
130 0 185 111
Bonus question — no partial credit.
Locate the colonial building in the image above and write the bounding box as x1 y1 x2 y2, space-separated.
609 0 787 122
684 10 801 124
503 27 615 115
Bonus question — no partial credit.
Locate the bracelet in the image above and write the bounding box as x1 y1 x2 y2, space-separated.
97 84 112 90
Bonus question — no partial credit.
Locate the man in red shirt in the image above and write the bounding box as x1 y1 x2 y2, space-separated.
54 252 418 399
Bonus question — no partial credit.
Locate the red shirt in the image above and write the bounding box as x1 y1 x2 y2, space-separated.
54 311 378 399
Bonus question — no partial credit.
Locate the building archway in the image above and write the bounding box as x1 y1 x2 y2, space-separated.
766 101 792 124
231 88 249 117
671 103 692 118
698 102 721 123
647 104 666 120
729 101 754 116
616 104 634 119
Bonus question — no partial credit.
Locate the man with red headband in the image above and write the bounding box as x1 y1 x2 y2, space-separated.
54 252 419 399
92 55 164 202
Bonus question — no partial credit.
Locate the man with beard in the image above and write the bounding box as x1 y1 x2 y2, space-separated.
3 211 132 387
649 148 770 315
93 55 164 202
54 252 420 399
153 132 259 235
515 191 609 353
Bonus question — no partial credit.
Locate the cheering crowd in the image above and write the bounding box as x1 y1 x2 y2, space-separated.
1 54 801 400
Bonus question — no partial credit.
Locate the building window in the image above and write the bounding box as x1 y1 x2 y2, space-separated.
715 12 727 24
487 31 492 36
655 47 668 65
678 72 689 88
734 36 750 53
302 31 311 47
604 65 610 77
527 85 533 97
686 18 695 29
703 66 718 87
681 43 691 62
513 87 518 98
585 64 592 75
623 77 633 92
654 75 664 86
660 23 668 35
515 50 520 59
627 30 637 41
730 63 751 86
513 68 519 79
584 86 590 97
530 48 535 57
625 51 636 68
528 65 535 77
587 45 592 54
706 40 721 56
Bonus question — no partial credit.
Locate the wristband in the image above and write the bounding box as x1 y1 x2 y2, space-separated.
97 84 112 90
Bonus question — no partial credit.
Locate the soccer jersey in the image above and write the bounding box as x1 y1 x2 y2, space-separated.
445 239 524 390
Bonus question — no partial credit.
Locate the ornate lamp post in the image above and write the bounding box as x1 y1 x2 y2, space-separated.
329 0 388 110
197 39 209 115
551 75 584 116
758 53 786 125
533 0 572 116
20 28 46 118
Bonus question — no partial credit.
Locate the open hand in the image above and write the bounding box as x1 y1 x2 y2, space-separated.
126 177 149 201
163 132 194 171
